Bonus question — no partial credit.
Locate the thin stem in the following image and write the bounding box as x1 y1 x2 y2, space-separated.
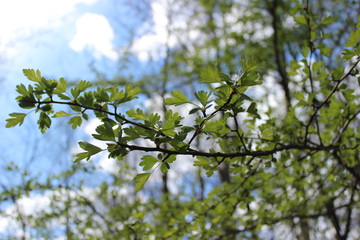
304 59 360 144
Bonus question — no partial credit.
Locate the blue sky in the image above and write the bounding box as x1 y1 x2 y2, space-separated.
0 0 156 233
0 0 194 190
0 0 129 80
0 0 172 195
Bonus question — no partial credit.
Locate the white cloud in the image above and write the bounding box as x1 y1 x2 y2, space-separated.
0 0 96 47
69 13 118 60
131 0 178 62
84 118 102 136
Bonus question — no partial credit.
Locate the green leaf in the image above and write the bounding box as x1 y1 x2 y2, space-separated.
82 113 89 121
139 155 158 171
165 154 176 163
345 29 360 47
74 152 89 163
68 116 82 129
53 111 71 117
70 104 82 112
77 80 92 92
53 78 67 94
189 107 200 115
58 93 72 100
342 48 359 61
92 121 115 141
331 66 345 80
203 121 222 133
146 113 161 126
203 120 229 136
240 56 260 72
312 61 323 72
200 67 222 83
18 95 37 109
160 162 170 174
134 173 151 192
193 156 210 167
78 92 94 107
107 143 128 159
294 15 307 25
318 42 331 57
71 88 80 99
247 102 260 119
74 141 103 162
6 113 27 128
162 119 176 136
40 104 52 112
23 69 41 82
195 91 211 106
79 141 102 155
162 110 182 136
16 84 29 96
125 84 141 98
94 87 110 102
127 108 147 120
301 46 310 58
40 78 58 95
38 112 51 133
321 15 337 25
165 90 191 106
240 71 261 86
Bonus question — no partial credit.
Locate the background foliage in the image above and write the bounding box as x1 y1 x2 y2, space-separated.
4 0 360 239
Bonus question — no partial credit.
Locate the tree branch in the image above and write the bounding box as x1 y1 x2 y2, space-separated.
116 141 341 159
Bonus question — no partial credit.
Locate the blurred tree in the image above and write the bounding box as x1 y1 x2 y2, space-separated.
5 0 360 239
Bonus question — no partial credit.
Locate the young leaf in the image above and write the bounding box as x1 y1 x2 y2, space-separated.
6 113 27 128
160 162 170 174
345 29 360 47
127 108 147 120
162 118 176 136
139 155 158 171
247 102 261 119
165 91 191 106
294 15 307 25
23 69 41 82
200 67 221 83
53 111 71 117
38 112 52 133
92 121 115 141
68 116 82 129
18 93 37 109
134 173 151 192
16 84 29 96
189 107 200 115
77 80 92 92
53 77 67 94
74 141 103 162
58 93 71 100
240 71 261 86
78 92 94 107
193 156 211 167
71 88 80 99
195 91 211 107
125 85 141 98
94 88 110 102
79 141 102 155
74 152 89 163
